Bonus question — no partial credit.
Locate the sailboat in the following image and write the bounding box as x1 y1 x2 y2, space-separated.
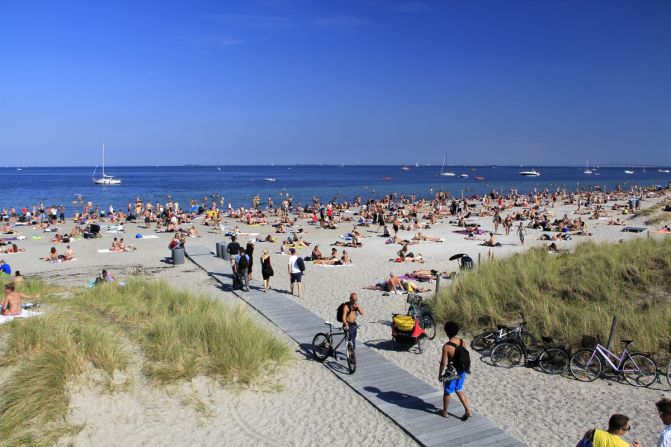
92 144 121 185
584 160 593 175
439 154 455 176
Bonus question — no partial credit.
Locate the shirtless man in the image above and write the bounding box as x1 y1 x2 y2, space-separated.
1 283 37 316
342 292 364 349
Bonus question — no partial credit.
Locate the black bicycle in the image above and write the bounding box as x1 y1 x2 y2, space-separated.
312 321 356 374
406 294 436 340
491 330 569 374
471 315 536 352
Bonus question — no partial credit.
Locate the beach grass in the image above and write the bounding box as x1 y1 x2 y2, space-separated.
76 280 291 384
645 213 670 226
0 279 290 446
433 238 671 353
0 311 128 446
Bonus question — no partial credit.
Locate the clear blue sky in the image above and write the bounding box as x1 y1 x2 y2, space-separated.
1 0 669 166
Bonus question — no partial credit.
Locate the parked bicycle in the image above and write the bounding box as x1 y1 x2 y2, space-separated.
406 294 436 340
312 321 356 374
491 331 569 374
471 315 536 352
569 336 657 387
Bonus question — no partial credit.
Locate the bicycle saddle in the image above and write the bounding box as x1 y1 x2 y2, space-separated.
496 325 507 330
541 336 553 344
620 339 634 344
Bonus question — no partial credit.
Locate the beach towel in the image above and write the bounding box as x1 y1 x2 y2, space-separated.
97 249 115 253
135 234 159 239
0 309 42 325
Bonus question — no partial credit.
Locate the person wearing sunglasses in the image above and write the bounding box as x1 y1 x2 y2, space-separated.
657 397 671 447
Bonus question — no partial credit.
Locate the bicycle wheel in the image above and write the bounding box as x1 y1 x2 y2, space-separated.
420 314 436 340
346 341 356 374
471 330 496 352
491 342 523 368
622 354 657 387
538 348 570 375
569 349 602 382
312 333 332 362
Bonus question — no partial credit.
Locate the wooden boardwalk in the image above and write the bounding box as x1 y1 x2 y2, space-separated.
186 245 526 447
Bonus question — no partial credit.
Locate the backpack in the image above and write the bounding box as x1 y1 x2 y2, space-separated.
575 428 596 447
336 302 349 323
447 340 471 374
576 429 595 447
237 254 249 270
296 257 306 272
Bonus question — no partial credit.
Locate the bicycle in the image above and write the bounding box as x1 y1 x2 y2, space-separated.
491 331 569 374
312 321 356 374
471 315 537 352
569 336 657 387
406 294 436 340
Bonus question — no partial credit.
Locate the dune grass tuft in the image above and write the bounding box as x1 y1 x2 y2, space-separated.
433 238 671 352
0 279 290 446
0 313 128 446
76 279 291 385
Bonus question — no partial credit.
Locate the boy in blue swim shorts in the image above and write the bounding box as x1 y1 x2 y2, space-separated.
438 321 473 420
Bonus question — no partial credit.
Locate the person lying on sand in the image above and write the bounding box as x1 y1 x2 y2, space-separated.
0 224 16 234
406 270 451 281
606 218 626 226
314 251 351 265
1 283 38 316
2 244 24 254
656 225 670 234
63 245 74 261
279 241 291 255
187 226 201 238
412 232 443 242
332 240 362 247
363 273 430 293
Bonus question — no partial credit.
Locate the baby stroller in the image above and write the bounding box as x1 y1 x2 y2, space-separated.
391 312 428 353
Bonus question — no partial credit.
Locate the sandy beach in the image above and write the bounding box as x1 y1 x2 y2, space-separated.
2 190 670 447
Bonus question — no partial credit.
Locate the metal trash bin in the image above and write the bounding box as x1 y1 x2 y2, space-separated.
222 243 231 261
172 247 185 265
215 242 225 258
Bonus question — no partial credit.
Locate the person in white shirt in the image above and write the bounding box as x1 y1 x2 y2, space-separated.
657 397 671 447
287 248 302 298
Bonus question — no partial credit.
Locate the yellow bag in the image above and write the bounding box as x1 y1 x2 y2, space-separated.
393 315 415 332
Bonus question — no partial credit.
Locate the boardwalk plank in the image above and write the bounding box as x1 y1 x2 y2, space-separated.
186 245 526 447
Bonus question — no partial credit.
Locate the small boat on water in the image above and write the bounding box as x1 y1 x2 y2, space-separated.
519 169 540 177
92 144 121 185
624 170 634 174
584 160 593 175
402 165 410 171
658 169 670 173
458 173 469 178
264 178 277 182
439 154 455 177
383 176 393 181
474 176 485 181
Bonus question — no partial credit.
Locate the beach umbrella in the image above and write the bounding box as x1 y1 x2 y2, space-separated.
449 253 467 261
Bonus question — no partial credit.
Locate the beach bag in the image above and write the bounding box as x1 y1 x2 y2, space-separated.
447 341 471 374
441 364 459 382
576 429 595 447
296 257 306 272
336 302 349 322
393 315 416 332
